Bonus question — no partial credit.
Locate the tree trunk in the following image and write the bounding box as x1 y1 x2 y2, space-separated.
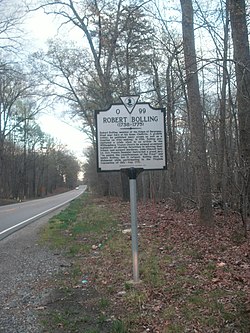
180 0 214 227
218 0 229 209
229 0 250 232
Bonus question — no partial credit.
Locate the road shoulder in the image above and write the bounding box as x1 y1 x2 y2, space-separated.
0 208 71 333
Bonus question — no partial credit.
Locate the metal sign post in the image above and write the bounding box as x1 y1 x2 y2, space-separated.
127 168 141 283
95 96 167 283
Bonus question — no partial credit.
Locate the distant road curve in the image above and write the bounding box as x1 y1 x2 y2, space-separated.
0 185 87 240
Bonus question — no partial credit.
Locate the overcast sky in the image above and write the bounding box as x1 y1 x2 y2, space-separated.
23 5 90 162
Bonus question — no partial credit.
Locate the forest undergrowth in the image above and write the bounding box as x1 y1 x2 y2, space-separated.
39 193 250 333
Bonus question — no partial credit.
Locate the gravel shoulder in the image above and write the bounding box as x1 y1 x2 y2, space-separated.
0 208 71 333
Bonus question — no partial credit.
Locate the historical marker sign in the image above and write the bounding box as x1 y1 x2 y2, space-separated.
95 97 166 172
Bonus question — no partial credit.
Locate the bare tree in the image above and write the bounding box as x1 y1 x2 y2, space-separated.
180 0 213 227
0 0 26 52
229 0 250 233
31 41 97 145
31 0 156 200
35 0 126 107
0 59 46 198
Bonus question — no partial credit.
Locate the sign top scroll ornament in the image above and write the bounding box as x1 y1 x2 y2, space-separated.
120 95 139 113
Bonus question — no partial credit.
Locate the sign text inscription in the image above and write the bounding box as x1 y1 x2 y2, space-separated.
95 101 166 171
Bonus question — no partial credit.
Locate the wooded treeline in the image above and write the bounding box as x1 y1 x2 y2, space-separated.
0 0 249 229
0 0 80 200
0 83 80 199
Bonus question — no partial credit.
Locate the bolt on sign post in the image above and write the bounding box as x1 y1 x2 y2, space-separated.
95 96 167 283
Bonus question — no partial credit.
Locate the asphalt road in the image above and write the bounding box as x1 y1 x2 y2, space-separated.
0 185 86 240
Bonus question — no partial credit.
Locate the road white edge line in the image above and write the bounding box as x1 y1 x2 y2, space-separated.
0 191 83 236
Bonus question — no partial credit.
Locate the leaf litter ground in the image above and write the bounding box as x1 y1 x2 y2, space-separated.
39 194 250 333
